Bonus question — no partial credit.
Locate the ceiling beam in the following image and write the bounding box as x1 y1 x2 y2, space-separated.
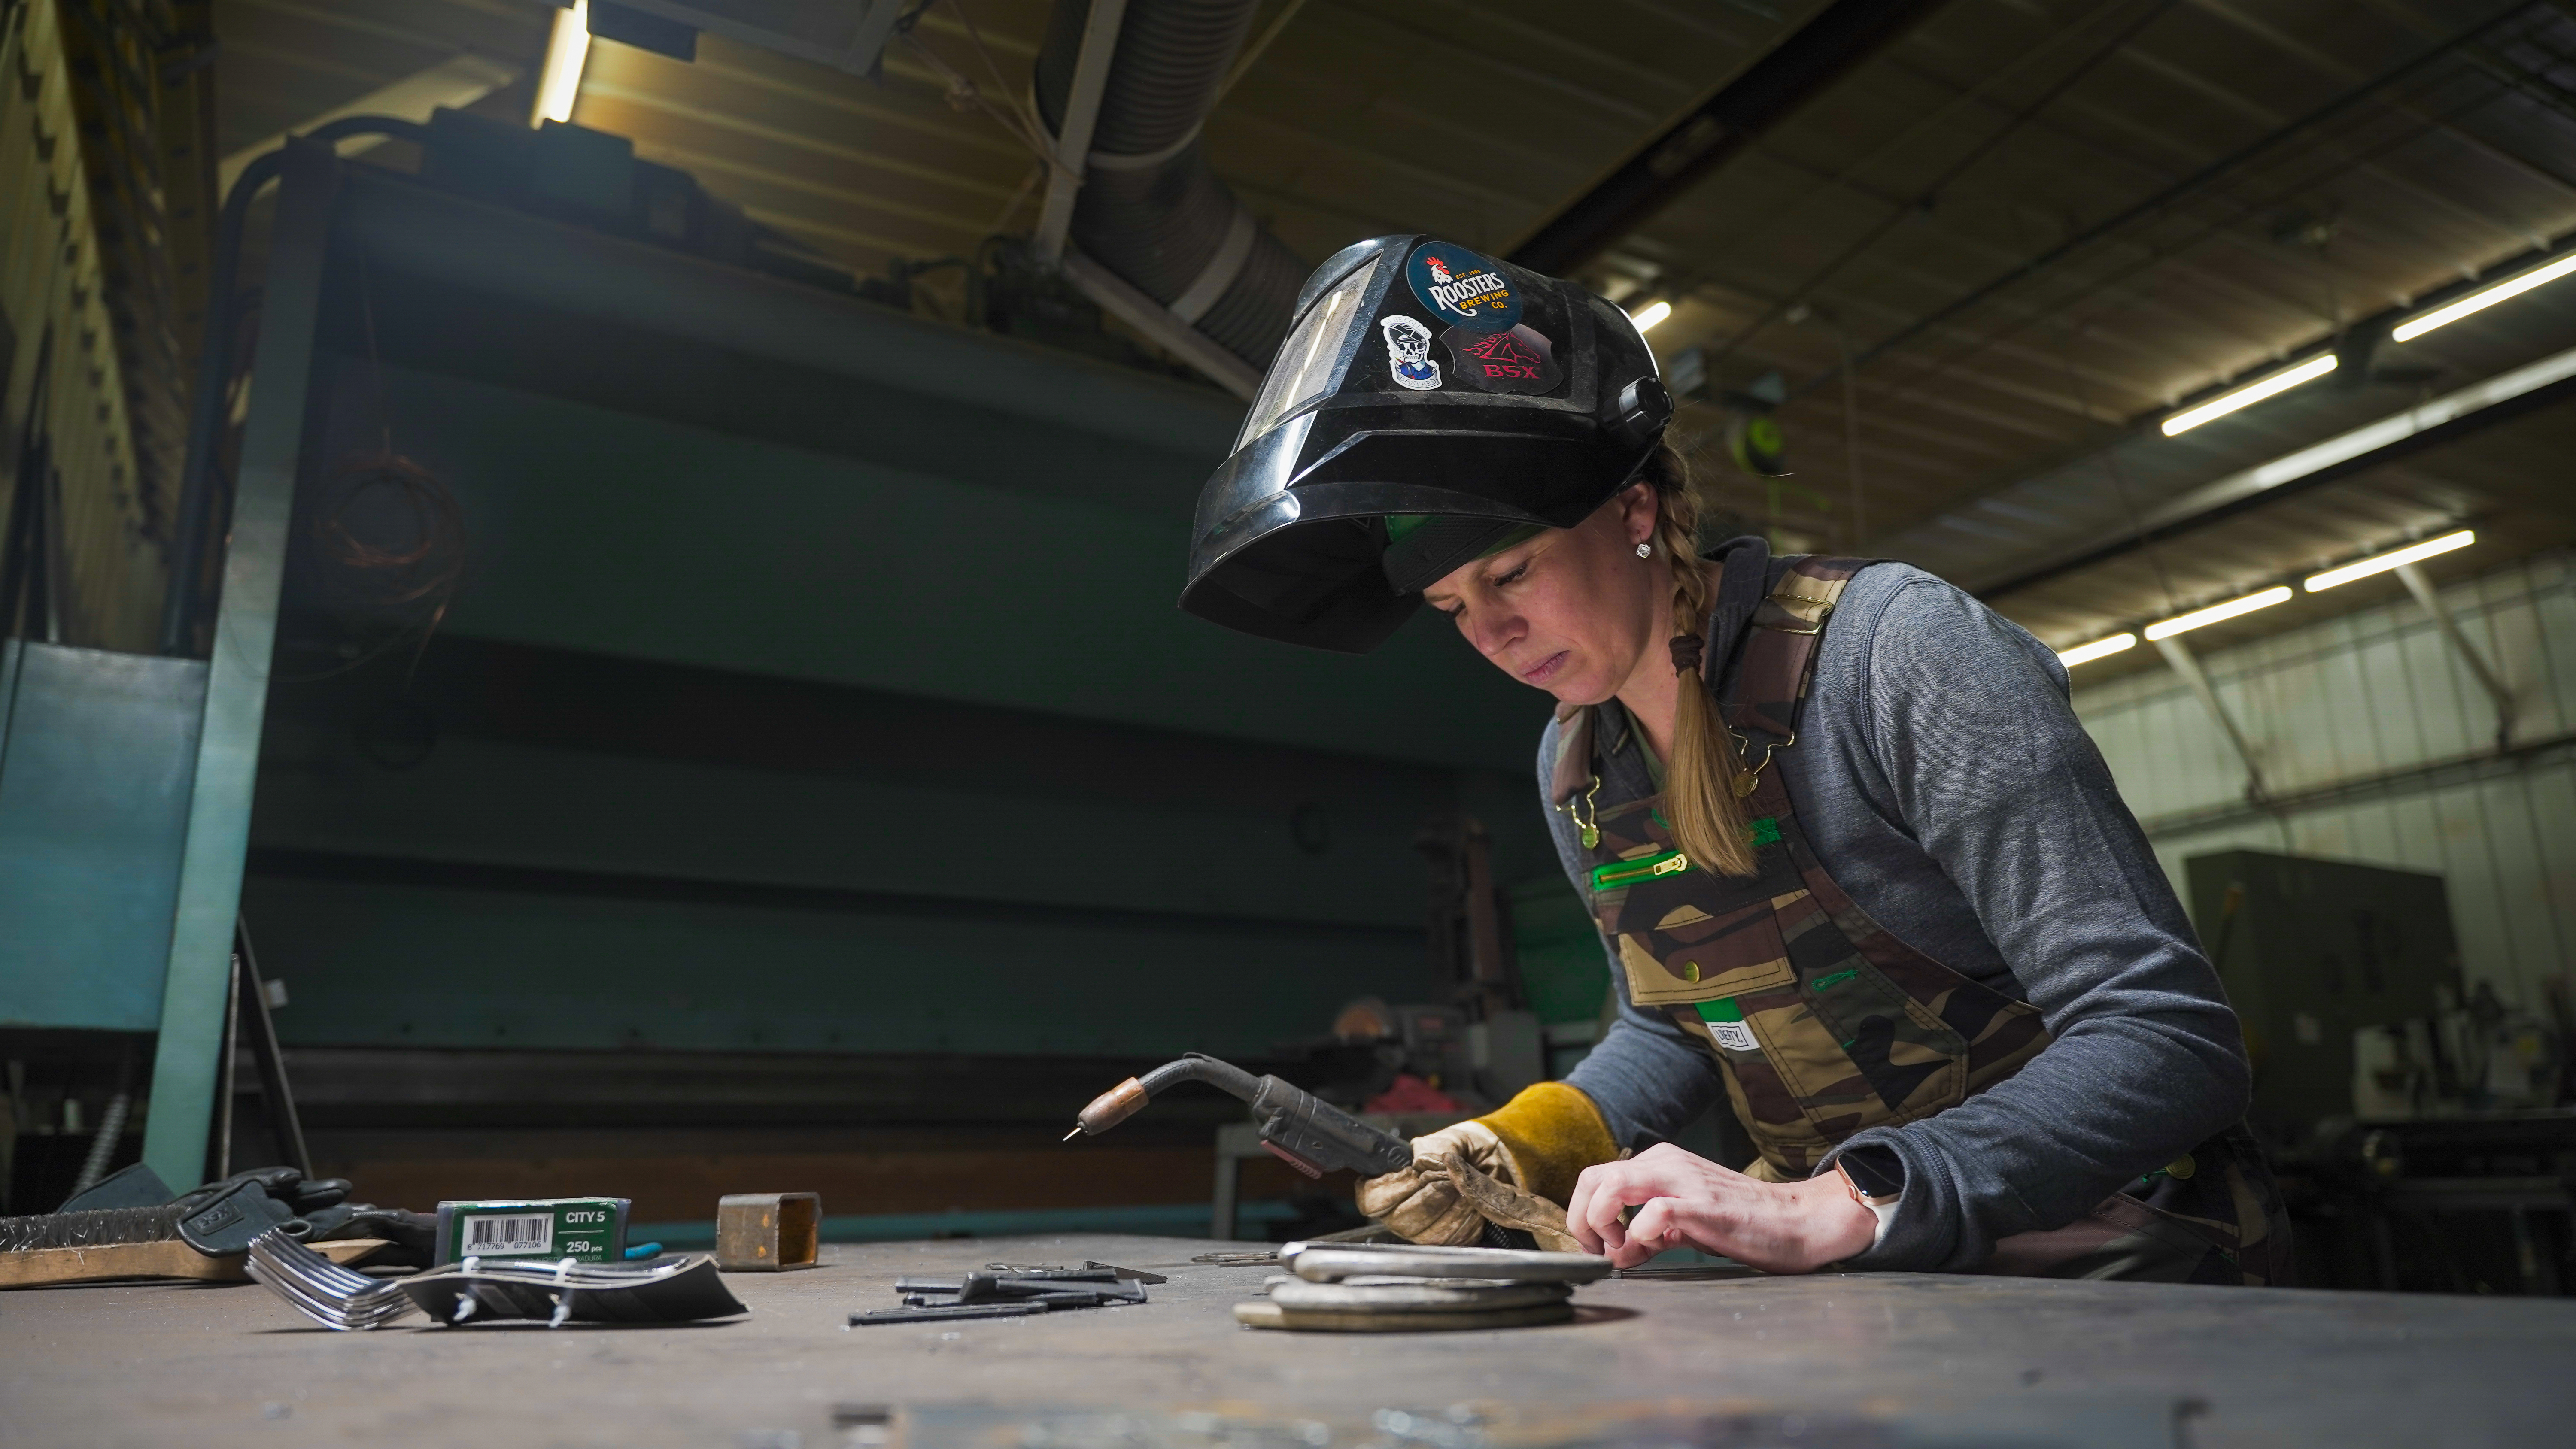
216 52 520 197
1868 219 2576 545
1970 343 2576 599
1505 0 1953 276
1796 0 2537 402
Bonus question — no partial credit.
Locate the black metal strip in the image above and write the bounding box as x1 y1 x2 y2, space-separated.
1506 0 1952 275
243 846 1421 946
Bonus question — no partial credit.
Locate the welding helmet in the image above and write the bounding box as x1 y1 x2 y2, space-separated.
1179 235 1673 653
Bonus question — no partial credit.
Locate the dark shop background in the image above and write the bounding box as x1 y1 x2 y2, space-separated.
4 0 2575 1296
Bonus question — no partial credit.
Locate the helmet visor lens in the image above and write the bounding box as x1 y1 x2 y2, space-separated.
1235 255 1379 450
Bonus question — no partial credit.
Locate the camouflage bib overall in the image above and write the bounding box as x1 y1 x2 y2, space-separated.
1553 552 2292 1285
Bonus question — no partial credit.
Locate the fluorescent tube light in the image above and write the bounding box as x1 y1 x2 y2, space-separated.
2056 633 2136 667
2393 254 2576 342
534 1 591 126
1629 300 1671 332
2160 355 2338 437
2304 529 2474 591
2143 586 2292 641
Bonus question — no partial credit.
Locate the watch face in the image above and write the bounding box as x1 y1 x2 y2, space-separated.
1836 1150 1905 1200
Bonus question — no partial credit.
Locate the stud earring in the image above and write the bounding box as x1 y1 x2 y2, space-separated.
1635 542 1653 558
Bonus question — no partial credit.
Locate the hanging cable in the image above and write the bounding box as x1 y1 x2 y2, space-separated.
270 252 466 687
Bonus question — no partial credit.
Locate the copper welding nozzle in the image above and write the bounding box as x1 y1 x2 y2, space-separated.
1070 1077 1150 1138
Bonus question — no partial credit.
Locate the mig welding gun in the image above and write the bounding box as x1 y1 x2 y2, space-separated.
1063 1053 1413 1180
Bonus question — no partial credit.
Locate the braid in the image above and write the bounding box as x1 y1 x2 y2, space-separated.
1640 441 1758 879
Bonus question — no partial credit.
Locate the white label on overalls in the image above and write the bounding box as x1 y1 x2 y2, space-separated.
1709 1019 1758 1052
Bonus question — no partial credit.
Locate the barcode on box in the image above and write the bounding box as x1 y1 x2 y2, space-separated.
462 1213 554 1255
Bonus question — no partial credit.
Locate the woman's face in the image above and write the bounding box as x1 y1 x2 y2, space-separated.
1420 483 1665 706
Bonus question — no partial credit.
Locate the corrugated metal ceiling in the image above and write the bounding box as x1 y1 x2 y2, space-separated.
206 0 2576 662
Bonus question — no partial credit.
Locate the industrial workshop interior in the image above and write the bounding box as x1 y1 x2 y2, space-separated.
5 0 2576 1441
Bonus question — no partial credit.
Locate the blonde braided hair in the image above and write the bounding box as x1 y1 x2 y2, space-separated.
1638 441 1758 879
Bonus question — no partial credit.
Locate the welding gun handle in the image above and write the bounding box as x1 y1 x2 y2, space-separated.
1249 1076 1416 1179
1066 1055 1412 1178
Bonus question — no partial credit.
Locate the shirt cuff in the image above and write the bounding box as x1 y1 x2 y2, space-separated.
1860 1192 1899 1248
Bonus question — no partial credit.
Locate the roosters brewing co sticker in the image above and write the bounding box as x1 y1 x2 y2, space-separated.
1380 314 1442 390
1443 323 1562 394
1406 242 1523 329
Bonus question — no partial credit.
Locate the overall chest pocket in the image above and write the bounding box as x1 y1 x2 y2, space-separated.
1589 804 1806 1011
1592 814 1977 1144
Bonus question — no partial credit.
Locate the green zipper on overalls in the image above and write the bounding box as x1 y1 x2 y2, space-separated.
1590 850 1692 891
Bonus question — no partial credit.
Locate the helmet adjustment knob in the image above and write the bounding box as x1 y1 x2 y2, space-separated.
1612 378 1674 449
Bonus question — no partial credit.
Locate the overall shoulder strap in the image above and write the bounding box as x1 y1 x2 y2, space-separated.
1728 555 1875 749
1548 700 1595 808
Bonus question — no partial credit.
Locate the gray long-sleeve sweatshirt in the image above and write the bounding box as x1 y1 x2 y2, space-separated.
1546 561 2249 1272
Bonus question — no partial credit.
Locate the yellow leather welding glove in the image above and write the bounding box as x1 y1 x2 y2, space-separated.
1354 1082 1620 1246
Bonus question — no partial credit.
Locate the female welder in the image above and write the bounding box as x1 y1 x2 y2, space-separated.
1177 236 2289 1282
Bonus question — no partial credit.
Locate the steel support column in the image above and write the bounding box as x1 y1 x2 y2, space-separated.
2154 634 2269 804
141 139 341 1188
2396 561 2515 748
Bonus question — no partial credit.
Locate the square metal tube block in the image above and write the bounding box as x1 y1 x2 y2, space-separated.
714 1192 819 1271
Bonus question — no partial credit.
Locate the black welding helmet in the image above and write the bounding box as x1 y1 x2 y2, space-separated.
1179 235 1674 653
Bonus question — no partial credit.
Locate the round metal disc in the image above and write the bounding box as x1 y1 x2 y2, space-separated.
1267 1279 1574 1312
1282 1243 1612 1284
1233 1298 1577 1332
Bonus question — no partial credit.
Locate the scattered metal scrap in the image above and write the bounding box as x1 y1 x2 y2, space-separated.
1192 1249 1280 1265
244 1228 747 1331
987 1259 1170 1284
1 1164 433 1288
851 1263 1153 1325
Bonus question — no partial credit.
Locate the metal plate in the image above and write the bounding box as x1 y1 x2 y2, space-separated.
1267 1279 1575 1312
1233 1298 1577 1332
1282 1241 1613 1283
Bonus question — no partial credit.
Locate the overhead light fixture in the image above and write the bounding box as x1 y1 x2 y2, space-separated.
2160 355 2338 437
2143 586 2293 641
2056 633 2136 667
1629 300 1672 333
2392 253 2576 343
534 0 592 126
2304 529 2475 591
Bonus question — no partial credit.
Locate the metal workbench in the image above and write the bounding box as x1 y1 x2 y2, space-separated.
5 1234 2572 1447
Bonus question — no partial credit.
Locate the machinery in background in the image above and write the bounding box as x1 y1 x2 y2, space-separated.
2187 849 2459 1140
1408 815 1545 1110
2187 849 2576 1294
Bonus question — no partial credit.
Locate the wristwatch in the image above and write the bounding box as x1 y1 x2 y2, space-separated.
1834 1152 1903 1249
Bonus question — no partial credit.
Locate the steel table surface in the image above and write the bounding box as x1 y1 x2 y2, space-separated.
4 1233 2572 1447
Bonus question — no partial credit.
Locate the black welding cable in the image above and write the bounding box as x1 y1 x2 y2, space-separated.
1137 1053 1264 1101
158 117 434 657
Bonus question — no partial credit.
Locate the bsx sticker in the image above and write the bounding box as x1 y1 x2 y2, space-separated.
1406 242 1523 329
1442 324 1562 394
1380 314 1442 390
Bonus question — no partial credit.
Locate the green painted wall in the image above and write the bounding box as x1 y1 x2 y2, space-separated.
240 873 1426 1058
318 362 1552 775
246 335 1575 1057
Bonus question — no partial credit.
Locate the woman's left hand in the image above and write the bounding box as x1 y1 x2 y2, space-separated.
1564 1143 1879 1272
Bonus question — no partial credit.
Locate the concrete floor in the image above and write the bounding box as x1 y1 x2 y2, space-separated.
5 1234 2574 1448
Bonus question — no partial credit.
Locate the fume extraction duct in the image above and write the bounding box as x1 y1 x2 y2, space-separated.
1032 0 1306 397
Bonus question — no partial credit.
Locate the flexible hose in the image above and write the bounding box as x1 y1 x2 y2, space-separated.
1032 0 1304 369
1136 1052 1264 1101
